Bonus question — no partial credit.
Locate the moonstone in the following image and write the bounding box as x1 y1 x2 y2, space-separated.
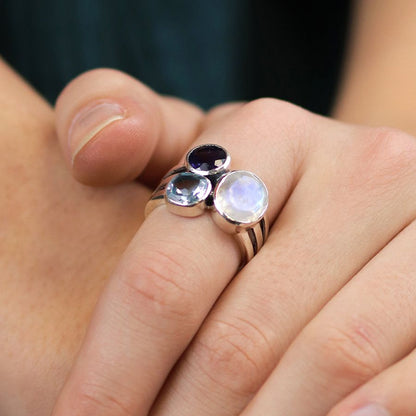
166 172 211 206
214 171 268 224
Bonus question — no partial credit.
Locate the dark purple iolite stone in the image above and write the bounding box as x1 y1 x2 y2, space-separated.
188 144 227 172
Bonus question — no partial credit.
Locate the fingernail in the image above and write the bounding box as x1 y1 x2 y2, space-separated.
68 101 125 163
349 404 391 416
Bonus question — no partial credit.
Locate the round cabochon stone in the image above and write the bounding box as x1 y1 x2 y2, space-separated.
214 170 268 224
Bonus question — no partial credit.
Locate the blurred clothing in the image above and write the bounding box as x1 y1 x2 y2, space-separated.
0 0 350 113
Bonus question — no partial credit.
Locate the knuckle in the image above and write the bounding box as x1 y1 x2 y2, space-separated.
309 323 385 383
74 381 135 416
121 244 200 323
243 97 280 113
236 98 313 157
193 316 275 395
364 127 416 181
226 97 312 170
341 127 416 202
204 102 245 126
241 97 307 121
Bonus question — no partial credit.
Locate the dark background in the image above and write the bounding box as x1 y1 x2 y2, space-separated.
0 0 351 114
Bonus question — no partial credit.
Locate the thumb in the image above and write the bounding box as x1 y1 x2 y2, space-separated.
55 68 203 186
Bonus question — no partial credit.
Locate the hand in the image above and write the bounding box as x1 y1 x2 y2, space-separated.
51 69 416 416
0 60 143 415
0 62 202 415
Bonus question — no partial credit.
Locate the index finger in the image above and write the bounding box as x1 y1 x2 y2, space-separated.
52 99 312 416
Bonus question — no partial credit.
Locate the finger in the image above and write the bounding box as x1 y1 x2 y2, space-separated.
51 99 312 416
328 349 416 416
52 99 416 416
55 68 203 186
148 129 416 416
240 218 416 416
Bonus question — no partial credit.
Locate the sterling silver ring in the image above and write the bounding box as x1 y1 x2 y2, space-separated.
145 144 269 266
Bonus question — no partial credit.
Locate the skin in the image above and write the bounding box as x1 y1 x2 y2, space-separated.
0 60 147 415
333 0 416 134
52 80 416 416
0 61 201 415
4 1 416 415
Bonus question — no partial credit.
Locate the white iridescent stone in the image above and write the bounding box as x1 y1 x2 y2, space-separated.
166 172 211 206
214 170 268 224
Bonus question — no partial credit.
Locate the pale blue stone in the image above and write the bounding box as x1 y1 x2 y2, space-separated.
214 171 268 223
166 172 210 206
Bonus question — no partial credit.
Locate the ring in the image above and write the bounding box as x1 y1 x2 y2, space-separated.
145 144 269 266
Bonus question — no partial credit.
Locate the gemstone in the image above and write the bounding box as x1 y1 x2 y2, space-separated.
187 144 228 174
214 170 268 224
166 172 211 206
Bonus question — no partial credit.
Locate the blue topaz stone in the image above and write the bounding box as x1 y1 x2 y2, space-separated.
165 172 211 215
214 170 268 225
186 144 230 175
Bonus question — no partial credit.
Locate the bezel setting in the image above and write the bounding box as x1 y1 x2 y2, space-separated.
165 172 212 217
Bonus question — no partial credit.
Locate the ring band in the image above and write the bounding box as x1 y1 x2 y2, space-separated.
145 144 269 266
